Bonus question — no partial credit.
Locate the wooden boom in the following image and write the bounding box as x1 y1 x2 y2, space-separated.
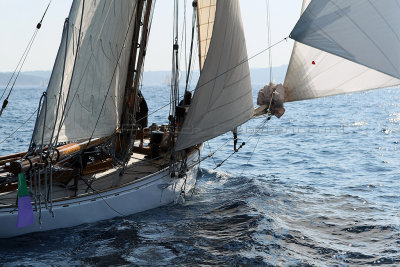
9 137 109 175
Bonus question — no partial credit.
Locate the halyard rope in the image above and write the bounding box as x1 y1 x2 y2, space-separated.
0 0 52 118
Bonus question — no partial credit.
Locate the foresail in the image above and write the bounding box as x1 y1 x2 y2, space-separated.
33 0 138 144
197 0 217 70
175 0 253 151
284 0 400 102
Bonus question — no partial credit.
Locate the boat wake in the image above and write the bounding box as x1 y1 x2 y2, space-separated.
1 168 398 266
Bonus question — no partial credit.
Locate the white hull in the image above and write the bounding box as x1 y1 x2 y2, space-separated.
0 150 201 238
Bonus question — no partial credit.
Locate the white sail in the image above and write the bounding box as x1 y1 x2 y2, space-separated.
175 0 253 151
197 0 217 70
33 0 138 144
284 0 400 102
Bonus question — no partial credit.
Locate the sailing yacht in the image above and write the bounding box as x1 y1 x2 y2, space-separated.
0 0 399 238
0 0 252 238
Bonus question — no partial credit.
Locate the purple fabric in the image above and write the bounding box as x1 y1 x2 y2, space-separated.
16 196 34 228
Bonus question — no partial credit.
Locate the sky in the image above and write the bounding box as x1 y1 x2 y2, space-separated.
0 0 303 72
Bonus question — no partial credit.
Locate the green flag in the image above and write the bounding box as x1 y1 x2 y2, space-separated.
17 173 30 198
16 173 34 228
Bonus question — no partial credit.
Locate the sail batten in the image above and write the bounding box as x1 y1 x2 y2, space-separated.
175 0 253 151
33 0 138 144
284 0 400 102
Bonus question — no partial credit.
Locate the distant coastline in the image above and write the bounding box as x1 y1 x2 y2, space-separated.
0 65 288 88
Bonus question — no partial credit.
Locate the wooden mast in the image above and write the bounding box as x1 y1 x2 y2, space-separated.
118 0 147 158
118 0 154 159
133 0 153 96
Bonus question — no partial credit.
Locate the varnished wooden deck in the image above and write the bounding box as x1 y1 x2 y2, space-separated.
0 148 170 208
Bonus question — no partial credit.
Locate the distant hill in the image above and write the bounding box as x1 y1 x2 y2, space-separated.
250 65 288 85
0 71 50 88
23 71 52 79
0 66 287 88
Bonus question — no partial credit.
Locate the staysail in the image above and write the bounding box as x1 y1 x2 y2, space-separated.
197 0 217 70
33 0 138 144
284 0 400 102
175 0 253 151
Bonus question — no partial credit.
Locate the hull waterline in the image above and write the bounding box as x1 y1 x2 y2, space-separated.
0 149 201 238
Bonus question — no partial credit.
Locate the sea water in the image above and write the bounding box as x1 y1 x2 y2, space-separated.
0 85 399 266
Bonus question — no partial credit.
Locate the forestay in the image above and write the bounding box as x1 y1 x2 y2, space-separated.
197 0 216 70
284 0 400 102
175 0 253 151
33 0 138 144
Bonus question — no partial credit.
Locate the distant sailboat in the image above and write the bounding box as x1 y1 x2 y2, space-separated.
163 74 170 86
0 0 399 238
39 79 48 88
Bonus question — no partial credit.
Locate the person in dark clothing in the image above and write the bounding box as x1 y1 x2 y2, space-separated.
136 90 148 147
179 91 192 106
136 90 148 129
176 91 192 126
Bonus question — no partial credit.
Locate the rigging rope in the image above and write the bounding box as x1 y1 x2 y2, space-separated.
8 36 286 161
185 1 198 92
135 36 289 126
212 116 271 170
266 0 273 82
211 86 277 171
51 3 85 149
239 120 266 177
179 0 188 78
170 0 180 119
0 108 38 146
0 0 52 118
207 141 218 167
182 115 271 172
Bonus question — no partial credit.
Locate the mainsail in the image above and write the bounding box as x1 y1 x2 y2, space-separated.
197 0 216 70
284 0 400 102
175 0 253 151
33 0 138 144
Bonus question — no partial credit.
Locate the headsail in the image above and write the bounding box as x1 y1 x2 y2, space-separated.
175 0 253 151
33 0 138 144
284 0 400 102
197 0 216 70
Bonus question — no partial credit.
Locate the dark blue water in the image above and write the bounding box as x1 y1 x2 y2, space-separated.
0 85 399 266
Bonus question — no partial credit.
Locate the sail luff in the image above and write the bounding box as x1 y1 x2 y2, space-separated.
175 0 253 151
197 0 217 70
33 0 139 144
31 17 70 147
52 0 86 146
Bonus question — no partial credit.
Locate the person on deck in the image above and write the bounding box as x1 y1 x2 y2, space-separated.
176 91 192 127
136 90 148 147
